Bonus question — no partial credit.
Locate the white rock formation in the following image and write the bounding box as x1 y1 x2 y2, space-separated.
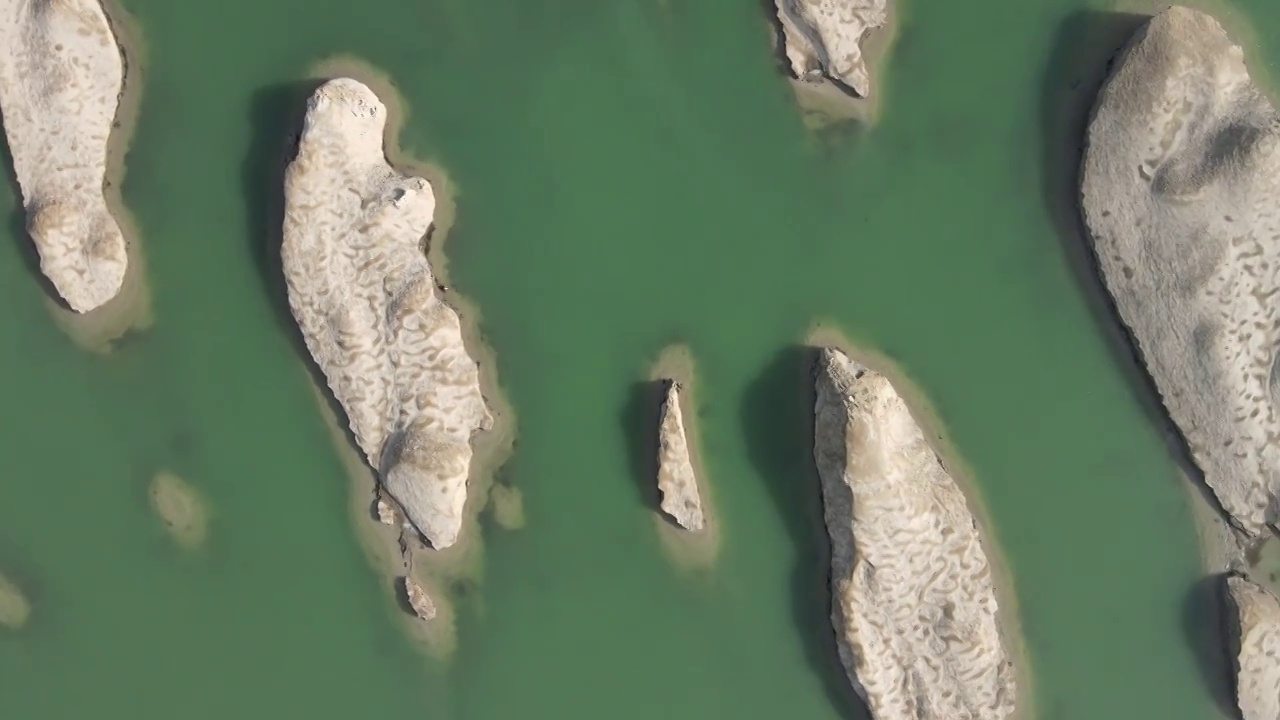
1081 6 1280 537
403 576 436 621
375 497 399 526
773 0 888 97
1227 575 1280 720
282 78 492 550
0 0 129 312
656 380 705 531
813 348 1016 720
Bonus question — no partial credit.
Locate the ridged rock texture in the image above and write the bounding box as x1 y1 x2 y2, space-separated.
773 0 887 97
282 78 492 550
656 380 705 531
1227 575 1280 720
1081 6 1280 537
813 348 1016 720
0 0 128 312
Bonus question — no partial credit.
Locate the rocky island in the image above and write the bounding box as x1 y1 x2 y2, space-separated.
1081 6 1280 539
768 0 894 128
813 346 1017 720
282 77 493 553
1227 575 1280 720
0 0 131 313
656 380 705 532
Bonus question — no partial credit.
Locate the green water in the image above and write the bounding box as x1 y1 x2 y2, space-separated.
3 0 1277 717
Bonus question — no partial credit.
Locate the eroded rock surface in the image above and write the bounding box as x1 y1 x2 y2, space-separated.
1227 575 1280 720
773 0 888 97
0 0 129 312
813 348 1016 720
1081 7 1280 537
283 78 492 550
403 576 437 621
656 380 705 531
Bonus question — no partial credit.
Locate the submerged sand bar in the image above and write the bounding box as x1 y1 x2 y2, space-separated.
0 571 29 629
282 78 493 551
0 0 130 312
813 347 1017 720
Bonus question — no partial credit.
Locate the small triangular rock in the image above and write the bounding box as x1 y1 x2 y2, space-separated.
656 381 705 532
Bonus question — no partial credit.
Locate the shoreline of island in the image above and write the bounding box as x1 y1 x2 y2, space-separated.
805 321 1035 720
648 343 720 570
297 56 516 659
48 0 153 352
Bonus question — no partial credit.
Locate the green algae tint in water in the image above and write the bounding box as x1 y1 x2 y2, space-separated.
0 0 1269 718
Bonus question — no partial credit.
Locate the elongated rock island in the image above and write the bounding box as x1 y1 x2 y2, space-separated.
773 0 888 97
0 0 129 312
813 347 1016 720
1081 6 1280 537
656 380 705 532
1227 575 1280 720
282 78 493 550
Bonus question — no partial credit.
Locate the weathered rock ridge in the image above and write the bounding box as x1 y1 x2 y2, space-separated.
656 380 705 532
1227 575 1280 720
813 348 1016 720
282 78 492 550
1081 6 1280 537
773 0 888 97
0 0 130 312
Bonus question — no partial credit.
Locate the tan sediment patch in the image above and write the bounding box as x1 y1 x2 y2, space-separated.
488 484 525 531
647 343 719 571
805 321 1034 720
148 470 208 550
0 571 30 630
298 55 515 660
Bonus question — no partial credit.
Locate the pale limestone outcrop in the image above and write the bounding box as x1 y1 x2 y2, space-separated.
813 348 1016 720
282 78 492 550
1081 6 1280 537
773 0 888 97
0 0 128 312
404 576 436 621
1227 575 1280 720
656 380 705 531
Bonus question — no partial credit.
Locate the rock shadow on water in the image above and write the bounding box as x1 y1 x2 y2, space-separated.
1042 13 1249 713
621 379 671 522
741 345 870 720
241 80 345 420
1 142 65 310
1039 11 1223 511
1181 573 1239 718
241 79 375 480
